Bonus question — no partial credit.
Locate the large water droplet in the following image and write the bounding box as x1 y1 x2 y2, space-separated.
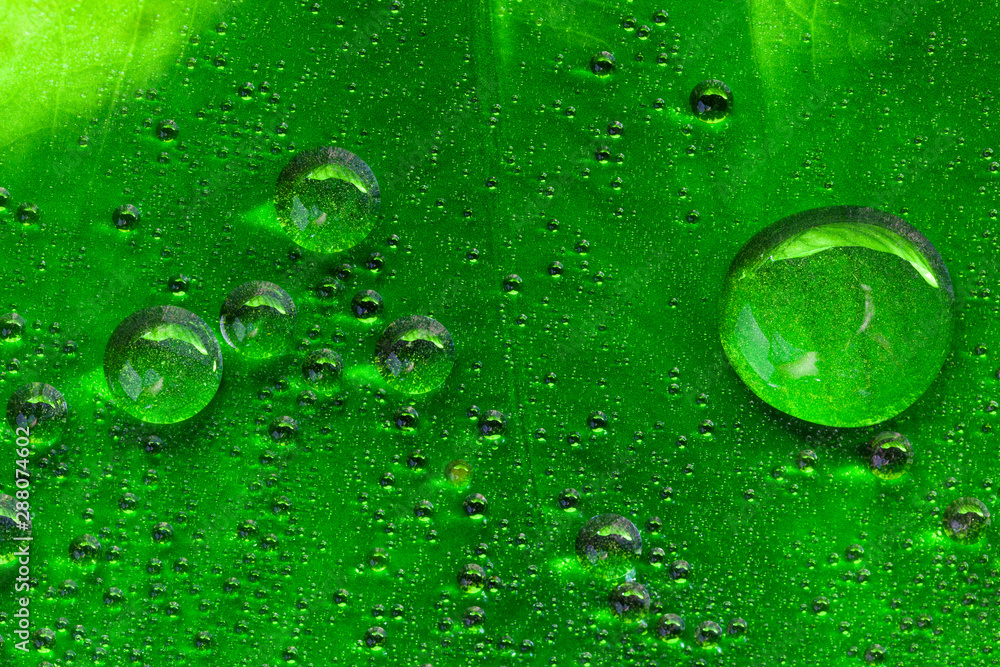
274 146 380 253
720 206 954 427
575 513 642 580
374 316 456 394
219 281 297 359
104 306 223 424
867 431 914 480
942 497 991 544
6 382 68 445
690 79 733 123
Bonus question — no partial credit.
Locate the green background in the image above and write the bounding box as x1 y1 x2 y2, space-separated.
1 0 997 665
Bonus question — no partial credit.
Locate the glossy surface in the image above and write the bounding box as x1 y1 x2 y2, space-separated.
720 207 954 427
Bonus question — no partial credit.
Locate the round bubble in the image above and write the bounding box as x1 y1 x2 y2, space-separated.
374 316 456 394
6 382 68 445
104 306 223 424
274 146 380 253
112 204 140 231
653 613 684 642
69 534 101 562
690 79 733 123
0 313 25 342
302 348 343 391
590 51 616 76
942 497 991 544
575 513 642 580
220 281 297 359
867 431 914 480
608 582 651 620
457 563 486 594
719 206 954 427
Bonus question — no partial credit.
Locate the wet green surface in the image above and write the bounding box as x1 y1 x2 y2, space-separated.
0 1 998 665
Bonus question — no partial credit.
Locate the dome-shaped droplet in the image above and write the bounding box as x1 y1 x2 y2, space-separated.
220 281 297 359
302 348 343 391
274 146 380 253
374 316 456 394
608 582 651 620
575 513 642 580
867 431 914 480
720 206 954 427
590 51 616 76
104 306 223 424
942 497 991 544
6 382 68 445
112 204 141 231
690 79 733 123
0 313 26 342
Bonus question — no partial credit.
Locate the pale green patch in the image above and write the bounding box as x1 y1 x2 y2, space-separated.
767 222 939 288
307 164 369 194
0 0 236 161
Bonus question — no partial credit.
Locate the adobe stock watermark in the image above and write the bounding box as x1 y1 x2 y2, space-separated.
8 424 33 652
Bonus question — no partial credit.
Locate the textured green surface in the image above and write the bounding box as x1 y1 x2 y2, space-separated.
0 1 999 665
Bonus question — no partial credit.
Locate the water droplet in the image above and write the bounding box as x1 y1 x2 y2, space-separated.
653 613 684 642
302 348 343 391
462 606 486 629
478 410 507 438
374 316 456 394
942 497 991 544
274 146 380 253
393 405 418 431
269 415 298 442
0 313 25 342
68 534 101 562
690 79 733 123
796 449 818 472
590 51 616 76
445 459 472 486
367 547 388 571
364 626 386 649
867 432 913 480
608 582 651 620
220 281 297 359
587 410 609 432
112 204 140 231
156 119 179 141
152 522 174 542
695 620 723 647
462 493 488 519
0 187 10 209
502 274 523 294
6 382 68 445
458 563 486 594
193 631 213 650
575 513 642 580
720 206 954 427
16 202 39 224
558 488 581 511
104 306 223 424
351 290 384 321
669 559 691 582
